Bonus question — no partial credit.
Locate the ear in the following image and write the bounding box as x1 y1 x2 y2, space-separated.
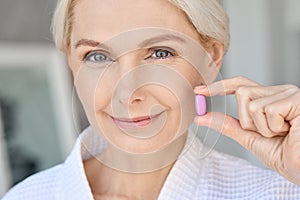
208 42 224 70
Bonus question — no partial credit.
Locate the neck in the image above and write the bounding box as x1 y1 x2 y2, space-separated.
85 161 173 199
83 133 187 199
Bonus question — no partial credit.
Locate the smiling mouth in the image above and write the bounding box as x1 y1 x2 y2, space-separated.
111 111 164 129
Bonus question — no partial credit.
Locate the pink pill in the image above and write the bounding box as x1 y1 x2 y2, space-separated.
195 95 206 116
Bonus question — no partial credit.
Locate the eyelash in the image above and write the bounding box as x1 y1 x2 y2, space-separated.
147 48 176 60
83 51 113 64
82 47 177 64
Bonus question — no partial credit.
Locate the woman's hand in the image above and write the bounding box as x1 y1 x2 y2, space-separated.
194 76 300 185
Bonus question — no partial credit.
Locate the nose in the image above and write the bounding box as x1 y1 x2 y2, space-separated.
118 88 146 105
114 53 146 105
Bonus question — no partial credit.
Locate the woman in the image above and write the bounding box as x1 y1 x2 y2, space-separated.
3 0 300 199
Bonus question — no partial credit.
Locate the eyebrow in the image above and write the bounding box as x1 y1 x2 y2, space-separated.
75 39 110 49
75 34 186 49
138 34 186 47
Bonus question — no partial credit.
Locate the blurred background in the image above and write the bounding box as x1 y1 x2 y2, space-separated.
0 0 299 197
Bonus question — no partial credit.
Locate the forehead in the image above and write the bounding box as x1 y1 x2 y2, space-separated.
71 0 199 44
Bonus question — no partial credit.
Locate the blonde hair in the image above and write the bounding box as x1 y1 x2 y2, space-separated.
51 0 230 53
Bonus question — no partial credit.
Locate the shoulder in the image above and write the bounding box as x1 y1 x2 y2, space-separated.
2 164 62 200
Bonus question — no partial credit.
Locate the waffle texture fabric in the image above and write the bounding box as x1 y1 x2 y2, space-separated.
3 126 300 200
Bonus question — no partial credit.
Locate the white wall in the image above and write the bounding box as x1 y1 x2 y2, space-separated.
224 0 271 84
284 0 300 86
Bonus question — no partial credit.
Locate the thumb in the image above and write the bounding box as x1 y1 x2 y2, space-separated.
194 112 263 152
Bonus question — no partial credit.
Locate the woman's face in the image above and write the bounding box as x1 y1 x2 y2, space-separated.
68 0 219 154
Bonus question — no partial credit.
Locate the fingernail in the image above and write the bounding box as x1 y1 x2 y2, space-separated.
195 94 206 116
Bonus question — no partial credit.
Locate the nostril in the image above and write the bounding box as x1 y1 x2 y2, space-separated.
130 91 146 104
130 97 143 104
118 95 143 105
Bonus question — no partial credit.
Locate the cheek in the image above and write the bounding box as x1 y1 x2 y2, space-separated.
73 66 113 120
164 80 195 135
163 64 198 125
171 60 204 88
93 67 123 111
186 66 203 87
94 82 114 112
147 86 179 109
148 69 195 116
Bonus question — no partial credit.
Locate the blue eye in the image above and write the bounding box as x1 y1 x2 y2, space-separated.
151 49 175 59
84 51 111 64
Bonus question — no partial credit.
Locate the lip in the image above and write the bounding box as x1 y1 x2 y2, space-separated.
111 111 164 129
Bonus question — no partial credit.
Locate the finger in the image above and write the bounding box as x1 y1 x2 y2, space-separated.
194 76 259 96
274 92 300 178
194 112 300 182
194 112 263 152
235 85 297 132
265 90 300 127
194 112 285 171
247 87 298 136
235 87 257 131
265 106 290 134
286 115 300 170
236 84 297 100
248 107 278 137
195 78 296 98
